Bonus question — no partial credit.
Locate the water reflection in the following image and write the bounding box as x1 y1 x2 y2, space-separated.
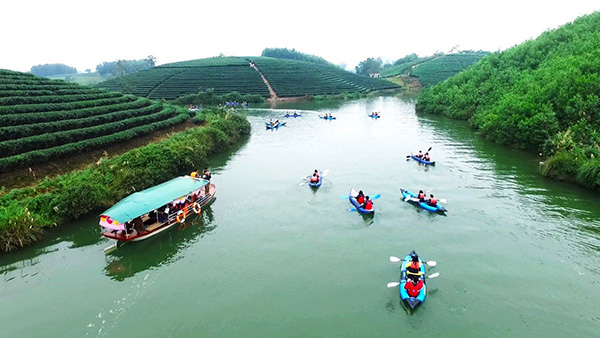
103 208 217 281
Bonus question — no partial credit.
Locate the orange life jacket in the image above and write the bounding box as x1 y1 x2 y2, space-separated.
365 200 373 210
357 195 365 204
429 198 437 205
406 261 421 274
405 279 423 297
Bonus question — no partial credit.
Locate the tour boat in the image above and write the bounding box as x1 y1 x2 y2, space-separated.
99 176 216 249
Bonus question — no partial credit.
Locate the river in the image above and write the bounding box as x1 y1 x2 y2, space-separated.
1 97 599 337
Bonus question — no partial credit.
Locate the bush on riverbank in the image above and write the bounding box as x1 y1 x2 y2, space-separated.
0 107 250 252
416 12 600 190
174 89 265 107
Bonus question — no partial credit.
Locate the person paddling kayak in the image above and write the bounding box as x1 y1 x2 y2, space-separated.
404 275 424 297
427 194 437 207
355 190 365 204
360 196 373 211
406 254 423 278
424 153 431 162
416 150 423 158
309 169 320 183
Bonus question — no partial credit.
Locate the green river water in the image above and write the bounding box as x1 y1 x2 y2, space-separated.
1 97 599 337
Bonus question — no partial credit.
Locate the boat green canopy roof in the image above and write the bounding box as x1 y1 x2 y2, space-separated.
102 176 208 223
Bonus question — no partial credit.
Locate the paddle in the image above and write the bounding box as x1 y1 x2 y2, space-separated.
406 146 432 159
386 273 440 288
389 256 437 267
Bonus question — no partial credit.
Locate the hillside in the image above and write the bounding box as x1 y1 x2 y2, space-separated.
99 56 399 100
416 12 600 189
0 69 188 173
382 53 488 86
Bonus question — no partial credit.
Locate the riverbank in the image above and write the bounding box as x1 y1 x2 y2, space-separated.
0 107 250 252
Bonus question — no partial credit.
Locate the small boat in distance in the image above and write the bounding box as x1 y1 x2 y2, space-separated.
100 176 216 248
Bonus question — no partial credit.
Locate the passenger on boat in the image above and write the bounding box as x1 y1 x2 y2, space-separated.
310 169 320 183
202 169 212 194
361 196 373 210
356 190 365 204
158 208 168 223
418 190 426 201
427 194 437 207
404 275 424 297
190 170 199 178
417 151 423 158
424 153 431 161
406 255 422 278
133 217 144 232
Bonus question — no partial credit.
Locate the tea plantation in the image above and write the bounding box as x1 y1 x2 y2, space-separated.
0 70 188 172
99 56 399 99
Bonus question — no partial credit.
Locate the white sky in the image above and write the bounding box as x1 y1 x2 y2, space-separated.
1 0 598 72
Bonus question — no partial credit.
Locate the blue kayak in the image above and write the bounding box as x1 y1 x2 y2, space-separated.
307 172 322 187
400 189 447 214
349 188 374 214
368 114 381 118
410 153 435 166
399 250 427 309
319 115 336 120
284 113 302 118
265 122 286 129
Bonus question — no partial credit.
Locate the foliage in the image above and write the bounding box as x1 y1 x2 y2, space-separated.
417 12 600 189
355 57 383 76
95 57 155 76
261 48 336 67
31 63 77 77
0 108 251 252
174 89 264 106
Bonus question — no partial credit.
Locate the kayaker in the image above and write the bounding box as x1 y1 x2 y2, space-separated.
310 169 320 183
427 194 437 207
424 153 431 161
417 150 423 158
361 196 373 211
356 190 365 204
190 169 199 178
406 255 422 278
418 190 426 201
404 276 424 297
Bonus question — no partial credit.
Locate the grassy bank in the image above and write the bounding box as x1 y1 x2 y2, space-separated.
0 108 250 252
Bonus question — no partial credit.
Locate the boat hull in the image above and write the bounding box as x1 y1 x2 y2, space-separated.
410 154 435 166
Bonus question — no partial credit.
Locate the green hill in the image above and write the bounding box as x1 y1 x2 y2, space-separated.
99 56 399 99
416 12 600 189
382 53 488 86
0 69 188 172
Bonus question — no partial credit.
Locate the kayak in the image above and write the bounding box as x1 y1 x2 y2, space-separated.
308 171 322 187
284 113 302 118
265 122 286 129
319 115 336 120
349 188 374 214
368 114 381 118
410 153 435 166
400 188 447 214
399 250 427 309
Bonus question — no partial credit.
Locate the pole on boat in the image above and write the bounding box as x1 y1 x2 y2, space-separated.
104 240 118 254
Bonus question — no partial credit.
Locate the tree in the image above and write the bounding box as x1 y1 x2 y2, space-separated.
145 55 157 68
355 57 383 76
30 63 77 77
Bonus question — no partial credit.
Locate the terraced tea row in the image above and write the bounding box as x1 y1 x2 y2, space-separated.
99 56 400 99
0 69 189 172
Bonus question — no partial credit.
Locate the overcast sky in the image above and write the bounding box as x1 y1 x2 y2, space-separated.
1 0 598 72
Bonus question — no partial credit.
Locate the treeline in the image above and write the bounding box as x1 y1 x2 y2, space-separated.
31 63 77 76
261 48 336 67
0 107 250 252
173 89 264 106
416 12 600 189
96 55 156 76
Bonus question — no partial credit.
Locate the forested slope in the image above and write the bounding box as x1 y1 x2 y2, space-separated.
416 12 600 189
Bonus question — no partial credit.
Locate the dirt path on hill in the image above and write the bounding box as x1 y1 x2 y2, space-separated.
249 62 278 101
